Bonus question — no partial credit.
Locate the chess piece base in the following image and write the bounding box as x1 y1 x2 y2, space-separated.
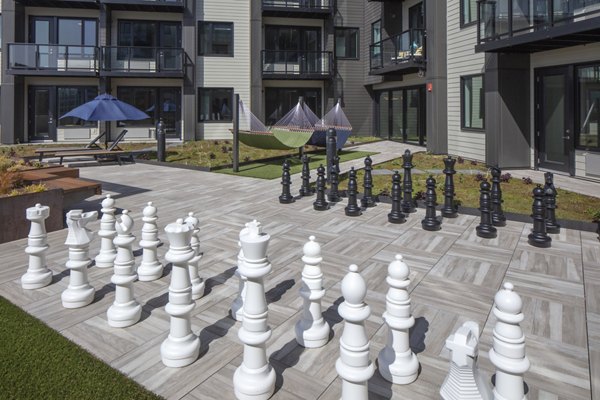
492 215 507 227
528 233 551 248
94 254 117 269
107 302 142 328
61 286 95 308
388 212 406 224
441 209 458 218
191 280 205 300
299 188 314 197
313 202 330 211
279 195 295 204
295 319 330 348
377 349 419 385
137 263 164 282
345 205 362 216
401 204 416 214
21 270 52 290
476 225 498 239
233 364 276 400
361 198 376 208
422 219 441 231
327 194 341 203
161 334 200 368
546 223 560 234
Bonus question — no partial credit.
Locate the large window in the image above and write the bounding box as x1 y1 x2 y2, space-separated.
577 65 600 150
58 87 98 127
118 20 181 58
198 88 233 122
117 87 181 137
335 28 359 60
264 87 321 126
198 22 233 56
461 74 485 130
371 20 381 56
461 0 478 26
30 17 97 48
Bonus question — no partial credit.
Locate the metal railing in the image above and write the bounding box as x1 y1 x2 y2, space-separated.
478 0 600 43
8 43 98 72
101 46 184 73
369 29 426 71
262 50 333 78
262 0 333 12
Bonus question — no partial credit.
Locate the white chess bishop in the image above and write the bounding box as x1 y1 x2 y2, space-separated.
95 194 117 268
21 203 53 289
184 212 205 300
138 202 164 281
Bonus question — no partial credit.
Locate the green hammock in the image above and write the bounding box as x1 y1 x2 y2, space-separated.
237 128 313 150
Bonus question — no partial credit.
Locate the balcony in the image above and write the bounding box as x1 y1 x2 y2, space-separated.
369 29 426 75
100 47 185 77
476 0 600 53
14 0 98 9
262 50 333 80
99 0 185 12
7 44 99 76
262 0 334 18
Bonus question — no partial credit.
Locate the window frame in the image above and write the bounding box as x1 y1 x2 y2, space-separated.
197 87 234 123
334 27 359 60
460 0 478 28
57 86 98 128
575 62 600 152
460 74 485 131
197 21 234 57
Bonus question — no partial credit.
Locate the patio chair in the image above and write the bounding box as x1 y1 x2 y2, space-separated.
51 130 134 166
35 131 107 161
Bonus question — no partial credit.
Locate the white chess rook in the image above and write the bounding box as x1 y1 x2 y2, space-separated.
95 194 117 268
233 220 276 400
440 321 492 400
231 226 250 321
489 283 530 400
138 202 164 281
107 210 142 327
62 209 97 308
336 265 375 400
184 212 205 299
21 203 53 289
295 235 330 348
377 254 419 384
161 218 200 368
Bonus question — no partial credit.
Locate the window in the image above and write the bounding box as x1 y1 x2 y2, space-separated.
577 65 600 150
117 87 181 138
371 20 381 56
461 75 485 130
57 87 98 127
118 20 181 58
264 87 321 126
461 0 478 26
198 22 233 56
409 2 425 29
335 28 359 60
198 88 233 122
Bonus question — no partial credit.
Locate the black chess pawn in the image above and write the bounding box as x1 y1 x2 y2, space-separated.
476 180 497 238
361 156 376 208
299 154 313 197
345 167 362 217
326 128 338 183
543 172 560 234
401 149 416 213
313 165 329 211
441 156 458 218
528 185 552 248
490 167 506 227
388 171 406 224
328 163 341 202
422 175 441 231
279 159 295 204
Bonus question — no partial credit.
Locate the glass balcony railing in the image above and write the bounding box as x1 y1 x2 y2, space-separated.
101 47 184 74
8 43 98 72
369 29 425 72
262 0 333 12
262 50 333 78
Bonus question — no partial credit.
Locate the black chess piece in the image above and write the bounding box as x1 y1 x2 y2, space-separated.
421 175 441 231
388 171 406 224
326 128 337 183
299 154 313 197
279 159 295 204
528 185 552 248
345 167 362 217
313 164 329 211
328 163 341 202
361 156 376 208
476 180 497 238
441 156 458 218
543 172 560 234
401 149 416 213
490 167 507 227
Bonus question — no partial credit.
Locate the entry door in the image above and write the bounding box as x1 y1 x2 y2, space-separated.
30 17 57 69
28 86 57 141
536 67 573 173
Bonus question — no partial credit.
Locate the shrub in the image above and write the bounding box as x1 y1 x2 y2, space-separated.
474 172 486 182
413 191 425 201
0 171 19 195
587 208 600 222
243 156 251 163
221 145 229 154
500 173 512 183
224 140 230 144
209 152 216 160
470 160 478 166
213 140 220 145
522 176 533 185
457 156 464 164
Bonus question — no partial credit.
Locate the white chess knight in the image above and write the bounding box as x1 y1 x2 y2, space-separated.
440 321 492 400
489 283 530 400
62 209 98 308
295 235 330 348
184 212 205 299
138 202 164 281
107 210 142 328
230 226 250 322
336 264 375 400
233 220 276 400
377 254 419 384
95 194 117 268
21 203 53 289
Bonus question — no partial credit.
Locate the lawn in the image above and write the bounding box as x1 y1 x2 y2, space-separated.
0 296 162 399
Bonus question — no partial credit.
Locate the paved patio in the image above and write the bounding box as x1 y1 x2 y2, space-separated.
1 141 599 399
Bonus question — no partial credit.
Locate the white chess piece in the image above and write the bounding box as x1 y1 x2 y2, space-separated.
233 220 276 400
62 209 97 308
230 226 249 321
377 254 419 384
95 194 117 268
161 218 200 367
336 264 375 400
295 235 330 348
184 212 205 300
138 202 164 281
107 210 142 328
440 321 492 400
489 282 530 400
21 203 53 289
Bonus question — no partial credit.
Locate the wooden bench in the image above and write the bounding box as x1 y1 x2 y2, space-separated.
20 166 80 183
53 150 133 166
35 147 94 162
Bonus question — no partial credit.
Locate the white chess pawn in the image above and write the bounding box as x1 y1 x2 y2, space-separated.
233 220 276 400
295 235 330 348
440 321 492 400
231 225 250 321
107 210 142 328
489 282 530 400
336 264 375 400
184 212 204 300
62 209 97 308
161 218 200 367
138 202 164 281
377 254 419 384
95 194 117 268
21 203 53 289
